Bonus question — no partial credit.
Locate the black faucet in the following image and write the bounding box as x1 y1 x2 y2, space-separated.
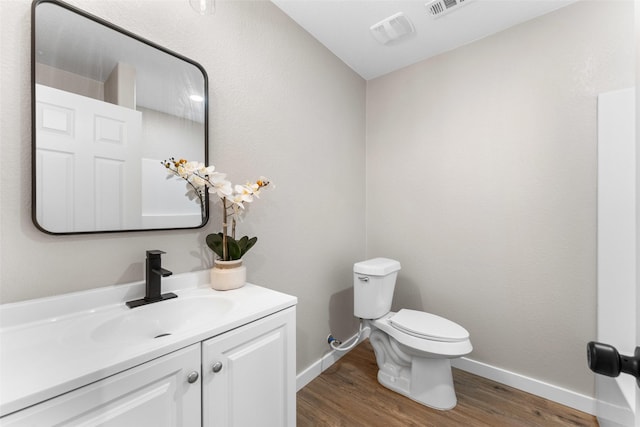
126 250 177 308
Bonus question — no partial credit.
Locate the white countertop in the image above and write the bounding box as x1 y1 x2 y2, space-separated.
0 271 297 417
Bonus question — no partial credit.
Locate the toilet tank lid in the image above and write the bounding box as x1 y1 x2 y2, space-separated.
354 258 401 276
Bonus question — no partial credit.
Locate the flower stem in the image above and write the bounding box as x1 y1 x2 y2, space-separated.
222 198 228 261
232 217 236 240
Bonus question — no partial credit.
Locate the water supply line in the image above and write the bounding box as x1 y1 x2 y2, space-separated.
327 320 370 352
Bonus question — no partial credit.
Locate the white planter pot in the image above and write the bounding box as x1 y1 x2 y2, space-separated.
210 259 246 291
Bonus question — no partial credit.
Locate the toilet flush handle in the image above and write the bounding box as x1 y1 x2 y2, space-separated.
357 276 369 282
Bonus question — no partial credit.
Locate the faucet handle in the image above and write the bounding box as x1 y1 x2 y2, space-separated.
147 250 166 258
153 268 173 277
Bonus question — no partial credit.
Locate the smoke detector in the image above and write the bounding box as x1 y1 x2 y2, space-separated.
426 0 473 18
370 12 415 45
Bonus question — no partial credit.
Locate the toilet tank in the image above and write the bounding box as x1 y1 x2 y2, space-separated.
353 258 401 319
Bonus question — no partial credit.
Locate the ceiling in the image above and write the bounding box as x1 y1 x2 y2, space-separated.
271 0 579 80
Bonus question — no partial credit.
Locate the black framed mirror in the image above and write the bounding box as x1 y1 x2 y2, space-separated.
32 0 209 234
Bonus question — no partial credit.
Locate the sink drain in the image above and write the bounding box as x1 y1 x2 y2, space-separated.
154 333 172 339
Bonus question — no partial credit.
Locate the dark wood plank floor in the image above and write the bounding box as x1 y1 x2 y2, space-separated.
297 340 598 426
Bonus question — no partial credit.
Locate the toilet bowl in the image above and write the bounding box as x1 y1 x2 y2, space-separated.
353 258 472 410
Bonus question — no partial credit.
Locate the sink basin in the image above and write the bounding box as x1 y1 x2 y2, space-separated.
91 295 234 345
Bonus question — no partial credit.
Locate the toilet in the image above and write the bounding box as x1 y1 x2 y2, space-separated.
354 257 472 410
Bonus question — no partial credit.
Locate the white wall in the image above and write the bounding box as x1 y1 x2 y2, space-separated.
0 0 366 374
365 0 634 396
36 63 105 100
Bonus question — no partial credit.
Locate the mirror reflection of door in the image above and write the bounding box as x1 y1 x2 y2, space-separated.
36 84 142 232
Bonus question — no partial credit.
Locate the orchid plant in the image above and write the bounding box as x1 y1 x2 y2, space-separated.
162 158 271 261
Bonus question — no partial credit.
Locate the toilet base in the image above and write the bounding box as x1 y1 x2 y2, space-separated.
370 329 458 410
377 357 457 410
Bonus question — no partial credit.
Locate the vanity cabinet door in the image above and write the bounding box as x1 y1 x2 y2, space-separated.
202 307 296 427
0 344 201 427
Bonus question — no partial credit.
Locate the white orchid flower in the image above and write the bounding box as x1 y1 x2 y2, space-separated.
190 174 207 188
176 165 188 178
186 161 203 172
228 192 247 209
235 184 255 202
198 165 216 176
207 174 233 199
186 165 215 188
177 160 202 178
244 182 260 197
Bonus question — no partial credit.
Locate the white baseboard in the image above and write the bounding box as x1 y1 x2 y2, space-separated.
297 338 598 417
451 357 598 415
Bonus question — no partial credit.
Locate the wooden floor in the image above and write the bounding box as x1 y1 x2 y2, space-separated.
297 340 598 427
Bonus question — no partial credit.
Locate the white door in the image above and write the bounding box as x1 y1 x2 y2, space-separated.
35 84 142 232
636 8 640 423
596 87 637 427
202 308 296 427
0 344 201 426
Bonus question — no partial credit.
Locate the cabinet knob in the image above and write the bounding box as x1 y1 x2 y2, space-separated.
187 371 199 384
212 361 223 373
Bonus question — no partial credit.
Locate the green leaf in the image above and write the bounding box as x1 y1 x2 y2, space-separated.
205 233 224 259
205 233 258 260
227 237 242 260
236 235 258 257
238 236 249 252
243 236 258 256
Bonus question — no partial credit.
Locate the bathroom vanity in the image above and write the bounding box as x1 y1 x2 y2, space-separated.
0 271 297 426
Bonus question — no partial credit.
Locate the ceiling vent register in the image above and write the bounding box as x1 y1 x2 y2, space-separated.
426 0 472 18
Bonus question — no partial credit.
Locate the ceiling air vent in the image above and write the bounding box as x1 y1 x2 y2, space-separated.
370 12 415 45
426 0 472 18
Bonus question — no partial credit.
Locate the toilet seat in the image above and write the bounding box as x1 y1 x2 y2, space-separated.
389 309 469 343
371 312 472 358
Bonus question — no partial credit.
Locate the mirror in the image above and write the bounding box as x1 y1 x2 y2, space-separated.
32 0 209 234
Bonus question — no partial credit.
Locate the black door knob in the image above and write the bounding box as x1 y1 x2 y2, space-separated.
587 341 640 387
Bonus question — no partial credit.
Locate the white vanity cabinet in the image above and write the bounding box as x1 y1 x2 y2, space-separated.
202 307 296 427
0 279 297 426
0 344 202 426
0 298 297 427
